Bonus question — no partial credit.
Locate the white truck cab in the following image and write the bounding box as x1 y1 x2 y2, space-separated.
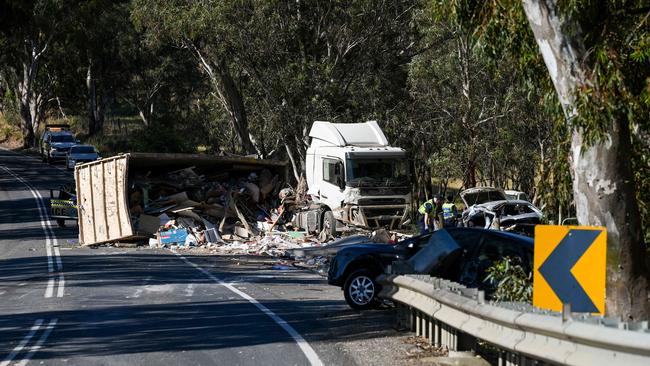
303 121 410 234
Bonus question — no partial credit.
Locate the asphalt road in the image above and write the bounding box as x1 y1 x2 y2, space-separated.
0 149 404 366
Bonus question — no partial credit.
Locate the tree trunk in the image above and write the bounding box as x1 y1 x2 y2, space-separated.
458 33 478 189
18 72 35 148
17 63 46 148
285 143 301 182
523 0 649 319
216 61 255 155
87 63 97 135
185 40 257 155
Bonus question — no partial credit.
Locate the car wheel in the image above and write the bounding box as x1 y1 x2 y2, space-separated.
321 210 337 237
343 269 380 310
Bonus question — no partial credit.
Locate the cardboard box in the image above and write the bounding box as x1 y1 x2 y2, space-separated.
158 228 189 245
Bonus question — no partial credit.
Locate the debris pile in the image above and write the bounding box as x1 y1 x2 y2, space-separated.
128 164 293 252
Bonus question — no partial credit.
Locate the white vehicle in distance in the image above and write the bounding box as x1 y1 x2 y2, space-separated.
504 190 530 202
66 145 101 171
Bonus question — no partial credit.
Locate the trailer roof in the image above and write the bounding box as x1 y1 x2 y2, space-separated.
309 120 390 147
125 152 287 169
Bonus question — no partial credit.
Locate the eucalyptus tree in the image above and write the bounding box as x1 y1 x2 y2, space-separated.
0 0 66 147
132 0 257 154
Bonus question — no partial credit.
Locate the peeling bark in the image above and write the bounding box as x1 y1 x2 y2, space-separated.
86 62 105 136
185 40 256 155
523 0 649 319
16 40 49 148
284 143 301 182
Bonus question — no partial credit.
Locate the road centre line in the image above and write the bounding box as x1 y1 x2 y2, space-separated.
1 165 64 298
174 252 324 366
15 319 58 366
0 319 43 366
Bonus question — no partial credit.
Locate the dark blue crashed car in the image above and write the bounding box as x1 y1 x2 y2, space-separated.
328 227 533 309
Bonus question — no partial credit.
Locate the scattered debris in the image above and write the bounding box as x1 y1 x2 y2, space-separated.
125 158 291 252
403 336 448 359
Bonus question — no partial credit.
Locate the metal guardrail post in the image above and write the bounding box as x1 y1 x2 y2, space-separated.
409 306 415 332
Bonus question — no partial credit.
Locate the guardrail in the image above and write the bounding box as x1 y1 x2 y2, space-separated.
378 274 650 366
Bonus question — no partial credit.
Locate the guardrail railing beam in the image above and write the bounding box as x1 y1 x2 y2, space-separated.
378 274 650 366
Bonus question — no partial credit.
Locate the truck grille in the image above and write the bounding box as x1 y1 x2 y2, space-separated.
358 198 406 205
359 187 410 196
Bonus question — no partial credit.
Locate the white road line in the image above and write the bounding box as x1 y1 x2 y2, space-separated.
57 274 65 298
0 319 43 366
185 283 195 297
174 253 324 366
44 238 54 273
53 246 63 271
0 166 65 298
128 276 152 299
15 319 58 366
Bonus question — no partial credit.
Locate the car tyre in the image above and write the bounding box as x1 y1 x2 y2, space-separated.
343 269 380 310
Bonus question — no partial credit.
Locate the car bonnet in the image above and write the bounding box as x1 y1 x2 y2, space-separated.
459 187 507 207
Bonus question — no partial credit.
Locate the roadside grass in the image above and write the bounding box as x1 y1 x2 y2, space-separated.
0 112 22 148
2 112 210 156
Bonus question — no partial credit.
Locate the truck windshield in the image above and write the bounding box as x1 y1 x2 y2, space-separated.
347 158 409 187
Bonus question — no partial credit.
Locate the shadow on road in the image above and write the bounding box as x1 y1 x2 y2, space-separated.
0 252 399 362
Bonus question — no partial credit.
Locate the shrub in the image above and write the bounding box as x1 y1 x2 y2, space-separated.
484 256 532 303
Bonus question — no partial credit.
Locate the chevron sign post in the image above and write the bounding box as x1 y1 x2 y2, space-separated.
533 225 607 314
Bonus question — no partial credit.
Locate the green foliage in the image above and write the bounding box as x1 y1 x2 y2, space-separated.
394 1 551 197
484 256 532 303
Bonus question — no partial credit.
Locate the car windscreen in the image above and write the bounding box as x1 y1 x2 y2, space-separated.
407 229 462 275
502 203 536 216
50 134 75 143
71 146 95 154
446 228 482 249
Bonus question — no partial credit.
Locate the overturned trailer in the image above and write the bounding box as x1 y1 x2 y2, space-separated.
74 152 287 246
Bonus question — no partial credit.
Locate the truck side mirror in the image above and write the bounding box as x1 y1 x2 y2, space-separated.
334 162 342 175
336 176 345 190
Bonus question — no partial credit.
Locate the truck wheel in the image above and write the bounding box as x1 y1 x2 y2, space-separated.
343 269 380 310
322 210 337 237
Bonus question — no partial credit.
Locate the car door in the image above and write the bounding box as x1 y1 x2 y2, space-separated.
319 157 346 208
